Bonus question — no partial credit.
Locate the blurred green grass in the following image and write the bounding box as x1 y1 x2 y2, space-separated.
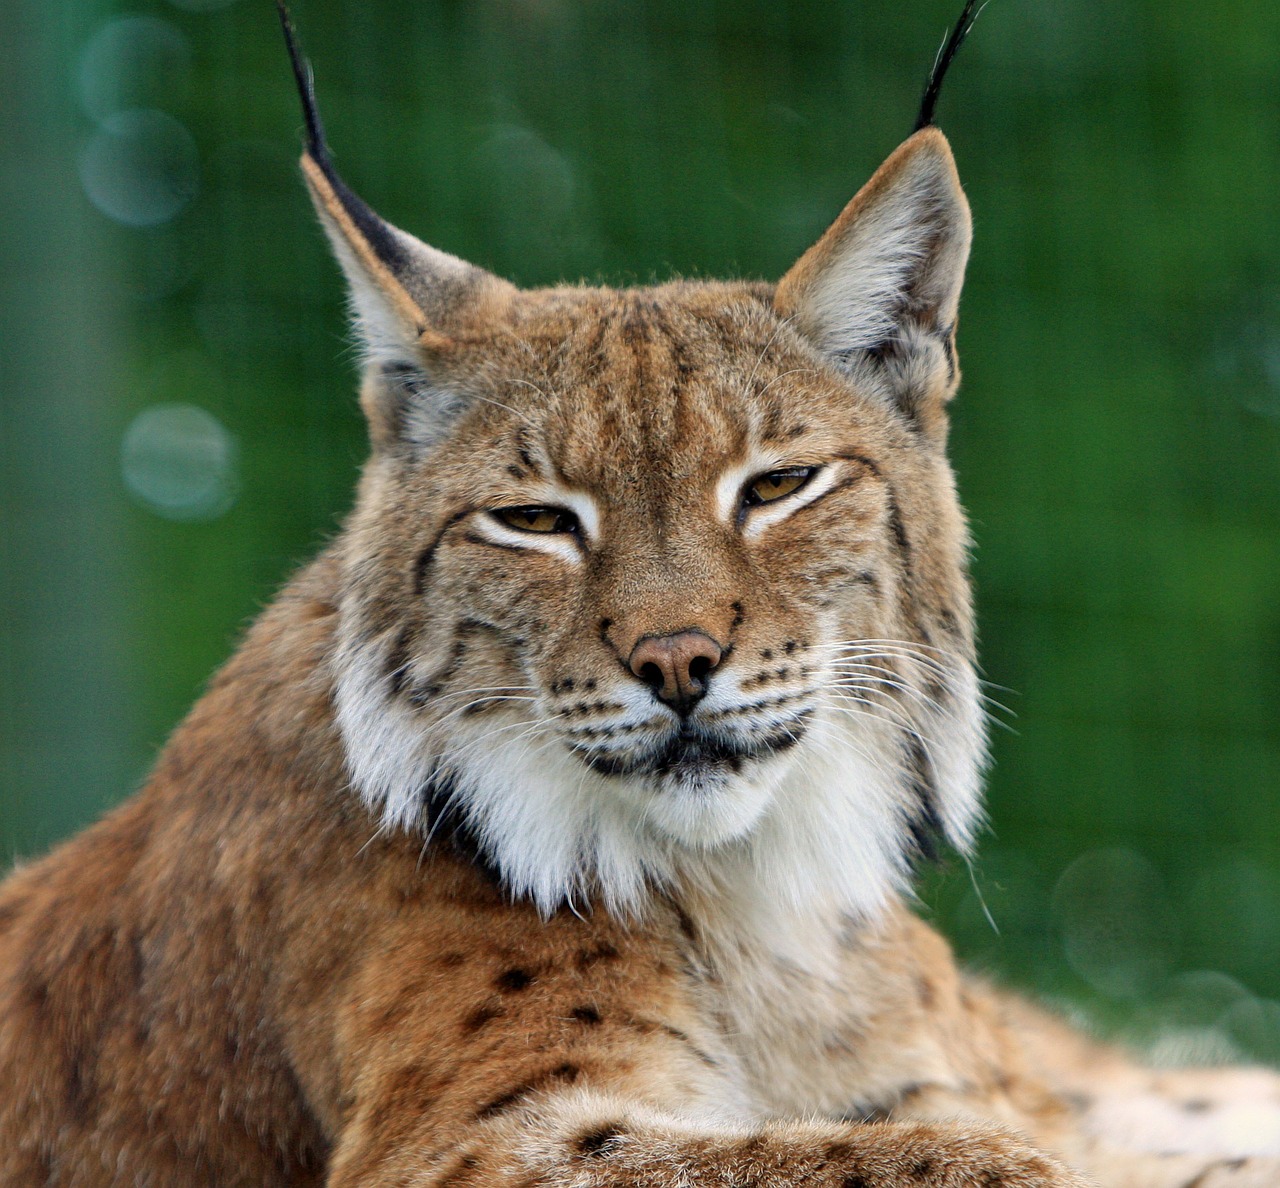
2 0 1277 1059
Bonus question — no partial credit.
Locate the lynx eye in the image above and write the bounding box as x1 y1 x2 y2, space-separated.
743 467 816 508
492 506 580 535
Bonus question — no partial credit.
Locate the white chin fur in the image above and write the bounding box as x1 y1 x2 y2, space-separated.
636 758 789 849
333 636 985 921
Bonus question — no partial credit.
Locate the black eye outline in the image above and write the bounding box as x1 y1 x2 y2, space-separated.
740 466 818 511
490 506 581 535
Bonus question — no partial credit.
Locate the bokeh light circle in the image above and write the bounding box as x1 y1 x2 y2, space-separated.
1051 848 1177 1000
121 404 238 521
80 109 199 227
78 17 191 124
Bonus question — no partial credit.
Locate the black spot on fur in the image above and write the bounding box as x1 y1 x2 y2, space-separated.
571 1005 602 1025
65 1047 95 1123
475 1086 532 1119
576 1125 624 1157
576 943 620 968
462 1004 504 1033
911 1160 933 1180
495 968 534 993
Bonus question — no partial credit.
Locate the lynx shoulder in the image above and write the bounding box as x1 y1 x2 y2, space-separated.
0 6 1277 1186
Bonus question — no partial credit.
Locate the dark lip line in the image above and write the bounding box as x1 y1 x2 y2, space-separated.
570 712 812 778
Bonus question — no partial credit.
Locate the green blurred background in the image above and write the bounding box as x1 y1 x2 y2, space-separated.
2 0 1278 1060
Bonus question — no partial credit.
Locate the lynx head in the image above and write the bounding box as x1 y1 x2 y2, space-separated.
280 9 984 920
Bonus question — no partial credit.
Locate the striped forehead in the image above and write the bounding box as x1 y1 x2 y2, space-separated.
521 294 812 484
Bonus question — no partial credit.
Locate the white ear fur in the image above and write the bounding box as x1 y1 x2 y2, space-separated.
299 153 516 448
319 216 473 371
776 128 971 400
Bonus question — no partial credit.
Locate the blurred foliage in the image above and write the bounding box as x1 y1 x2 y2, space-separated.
2 0 1278 1060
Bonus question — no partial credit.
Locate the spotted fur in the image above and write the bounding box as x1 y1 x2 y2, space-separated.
1 37 1277 1188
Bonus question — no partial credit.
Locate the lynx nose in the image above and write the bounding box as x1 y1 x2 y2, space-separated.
628 630 724 714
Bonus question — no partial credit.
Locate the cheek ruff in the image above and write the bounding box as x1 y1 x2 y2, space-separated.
333 613 985 920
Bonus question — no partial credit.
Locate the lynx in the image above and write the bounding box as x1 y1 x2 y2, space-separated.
1 4 1277 1185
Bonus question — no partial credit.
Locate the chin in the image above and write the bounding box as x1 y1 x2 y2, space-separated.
636 753 792 849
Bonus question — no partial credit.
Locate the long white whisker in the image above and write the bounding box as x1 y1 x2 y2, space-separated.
753 367 816 400
744 315 796 398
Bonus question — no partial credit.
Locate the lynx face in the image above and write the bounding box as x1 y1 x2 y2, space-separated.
303 116 984 916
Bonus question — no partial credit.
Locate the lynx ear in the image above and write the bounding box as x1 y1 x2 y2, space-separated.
277 2 513 447
775 128 971 430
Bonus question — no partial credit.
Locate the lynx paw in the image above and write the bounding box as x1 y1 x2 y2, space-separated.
828 1123 1089 1188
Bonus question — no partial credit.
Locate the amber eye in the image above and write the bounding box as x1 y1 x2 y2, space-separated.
492 506 580 535
743 467 816 508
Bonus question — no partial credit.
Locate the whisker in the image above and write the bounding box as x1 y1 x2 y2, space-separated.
744 314 796 398
753 366 816 400
824 696 926 742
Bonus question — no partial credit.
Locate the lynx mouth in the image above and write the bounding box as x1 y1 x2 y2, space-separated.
572 714 810 780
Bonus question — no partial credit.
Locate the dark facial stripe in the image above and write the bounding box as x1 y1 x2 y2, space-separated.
831 452 911 571
884 493 912 565
384 625 413 696
647 303 695 398
414 506 473 596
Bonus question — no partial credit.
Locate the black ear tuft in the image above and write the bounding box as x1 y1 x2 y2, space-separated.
913 0 986 133
275 1 414 278
275 1 331 170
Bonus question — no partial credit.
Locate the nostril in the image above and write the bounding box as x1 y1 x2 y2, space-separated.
627 630 725 709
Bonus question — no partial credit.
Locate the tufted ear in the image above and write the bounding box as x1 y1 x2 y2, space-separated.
277 2 514 450
774 128 971 433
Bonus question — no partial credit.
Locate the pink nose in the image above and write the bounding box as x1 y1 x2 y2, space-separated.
627 630 724 713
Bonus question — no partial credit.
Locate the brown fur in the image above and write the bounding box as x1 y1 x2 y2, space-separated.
2 108 1277 1188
